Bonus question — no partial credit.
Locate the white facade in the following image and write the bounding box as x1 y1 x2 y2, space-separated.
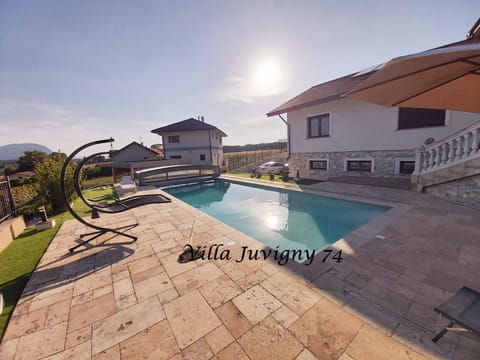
284 98 479 179
288 98 479 153
162 130 224 166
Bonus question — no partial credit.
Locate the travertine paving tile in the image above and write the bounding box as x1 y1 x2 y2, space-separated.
65 325 92 349
15 321 67 360
214 301 253 338
44 339 91 360
181 338 213 360
69 293 116 332
238 316 303 360
212 341 249 360
91 296 165 354
127 255 160 275
172 262 224 295
119 320 180 360
295 348 319 360
232 285 282 325
45 298 71 328
160 252 197 278
133 271 174 302
289 297 364 359
0 338 18 360
157 287 179 304
272 305 299 328
347 324 429 360
73 268 111 296
2 305 49 340
205 324 234 354
164 289 221 349
261 271 321 316
236 269 268 290
130 264 164 283
92 344 120 360
29 285 73 311
199 274 243 308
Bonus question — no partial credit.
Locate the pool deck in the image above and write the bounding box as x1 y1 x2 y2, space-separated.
1 176 479 359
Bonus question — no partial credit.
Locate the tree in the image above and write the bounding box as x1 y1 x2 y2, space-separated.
34 156 77 213
3 164 16 176
17 150 48 171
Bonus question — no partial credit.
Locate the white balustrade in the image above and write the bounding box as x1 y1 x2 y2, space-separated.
413 120 480 175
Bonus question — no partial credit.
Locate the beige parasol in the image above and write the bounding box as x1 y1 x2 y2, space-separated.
347 43 480 114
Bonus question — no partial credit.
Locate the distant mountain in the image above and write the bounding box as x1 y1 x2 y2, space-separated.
0 143 52 160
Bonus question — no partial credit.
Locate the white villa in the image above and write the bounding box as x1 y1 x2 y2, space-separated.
267 72 479 184
151 117 227 167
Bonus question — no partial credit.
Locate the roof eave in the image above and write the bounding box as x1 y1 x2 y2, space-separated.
267 94 344 117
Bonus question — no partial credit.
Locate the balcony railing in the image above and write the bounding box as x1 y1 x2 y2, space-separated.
413 120 480 175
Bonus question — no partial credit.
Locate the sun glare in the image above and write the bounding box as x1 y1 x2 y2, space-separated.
252 59 283 94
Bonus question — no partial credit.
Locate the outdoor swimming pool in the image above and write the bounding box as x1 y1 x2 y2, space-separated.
163 179 389 261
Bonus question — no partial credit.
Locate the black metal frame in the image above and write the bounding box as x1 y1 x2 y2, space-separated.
60 138 138 253
0 178 16 223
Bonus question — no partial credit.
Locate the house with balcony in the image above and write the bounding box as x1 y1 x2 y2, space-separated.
151 117 227 166
267 70 480 203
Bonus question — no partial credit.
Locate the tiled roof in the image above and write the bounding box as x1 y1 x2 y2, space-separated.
266 71 374 116
117 141 158 156
151 118 227 136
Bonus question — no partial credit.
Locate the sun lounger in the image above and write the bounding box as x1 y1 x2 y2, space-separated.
119 175 137 194
432 286 480 342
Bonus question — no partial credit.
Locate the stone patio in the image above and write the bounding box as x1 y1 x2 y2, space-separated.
1 177 479 359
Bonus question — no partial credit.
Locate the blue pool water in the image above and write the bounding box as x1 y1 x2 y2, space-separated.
163 179 388 259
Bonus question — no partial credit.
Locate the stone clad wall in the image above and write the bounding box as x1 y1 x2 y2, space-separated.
288 150 415 179
424 174 480 209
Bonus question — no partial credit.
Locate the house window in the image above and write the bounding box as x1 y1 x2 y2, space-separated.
168 135 180 143
170 155 182 159
347 160 372 172
309 160 328 170
398 108 446 129
307 114 330 138
399 161 415 174
200 154 206 161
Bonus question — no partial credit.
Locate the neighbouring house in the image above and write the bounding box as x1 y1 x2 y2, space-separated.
8 171 35 180
151 117 227 166
111 141 179 179
267 71 479 183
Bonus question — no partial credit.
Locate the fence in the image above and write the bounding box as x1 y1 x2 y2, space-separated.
0 178 16 223
224 149 286 172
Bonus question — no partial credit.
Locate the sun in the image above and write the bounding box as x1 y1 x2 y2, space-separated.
252 59 283 94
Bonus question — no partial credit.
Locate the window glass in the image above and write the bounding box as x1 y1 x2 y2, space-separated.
399 161 415 174
168 136 180 143
398 108 445 129
347 160 372 171
309 160 327 170
308 114 330 138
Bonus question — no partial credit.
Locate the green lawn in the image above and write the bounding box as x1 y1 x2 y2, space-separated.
0 186 115 341
225 172 322 185
83 176 113 188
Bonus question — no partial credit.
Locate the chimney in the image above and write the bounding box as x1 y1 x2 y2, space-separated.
201 116 204 122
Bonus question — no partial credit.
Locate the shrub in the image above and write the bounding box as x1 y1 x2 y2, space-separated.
11 184 38 207
34 157 77 214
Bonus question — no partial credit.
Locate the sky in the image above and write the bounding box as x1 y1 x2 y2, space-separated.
0 0 478 154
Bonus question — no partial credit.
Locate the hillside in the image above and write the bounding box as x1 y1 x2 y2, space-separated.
0 143 52 160
223 141 287 153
